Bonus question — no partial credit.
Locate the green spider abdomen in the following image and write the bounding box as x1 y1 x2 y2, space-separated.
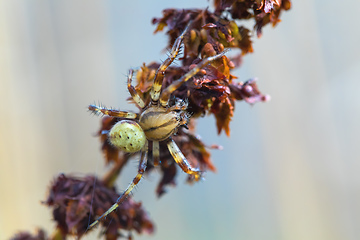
108 120 146 153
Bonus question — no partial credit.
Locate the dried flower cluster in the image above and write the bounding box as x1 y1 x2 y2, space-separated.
11 1 290 239
45 174 154 239
11 230 47 240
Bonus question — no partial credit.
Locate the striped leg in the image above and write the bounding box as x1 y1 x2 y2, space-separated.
159 50 229 107
150 23 191 103
88 142 148 230
88 105 138 119
167 138 201 181
152 141 160 166
127 69 145 108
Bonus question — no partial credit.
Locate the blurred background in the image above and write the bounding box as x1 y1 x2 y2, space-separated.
1 1 359 240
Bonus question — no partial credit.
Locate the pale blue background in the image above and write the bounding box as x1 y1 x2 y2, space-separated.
1 1 359 240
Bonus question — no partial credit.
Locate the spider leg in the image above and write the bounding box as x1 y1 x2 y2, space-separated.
88 105 138 119
153 141 160 166
150 23 191 103
88 142 148 230
167 137 201 181
159 50 229 107
127 69 145 108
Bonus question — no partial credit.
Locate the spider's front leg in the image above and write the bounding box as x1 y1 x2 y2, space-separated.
88 142 148 230
159 50 230 107
167 137 202 181
150 23 191 103
127 69 145 108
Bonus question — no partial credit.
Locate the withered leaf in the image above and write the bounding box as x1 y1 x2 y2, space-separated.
212 97 234 136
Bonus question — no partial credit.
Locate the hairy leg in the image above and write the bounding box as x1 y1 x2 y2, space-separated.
150 23 191 103
127 69 145 108
88 105 138 119
159 50 229 107
167 138 201 181
87 142 148 230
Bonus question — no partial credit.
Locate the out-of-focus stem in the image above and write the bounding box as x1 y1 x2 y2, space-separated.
102 154 131 188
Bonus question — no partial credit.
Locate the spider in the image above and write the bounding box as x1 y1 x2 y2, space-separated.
87 24 228 229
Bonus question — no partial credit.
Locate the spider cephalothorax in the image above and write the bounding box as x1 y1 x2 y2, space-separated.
139 99 189 141
88 23 228 229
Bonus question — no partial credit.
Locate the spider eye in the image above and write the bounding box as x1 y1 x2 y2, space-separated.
108 120 146 153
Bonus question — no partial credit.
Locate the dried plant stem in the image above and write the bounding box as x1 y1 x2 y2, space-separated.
102 155 131 188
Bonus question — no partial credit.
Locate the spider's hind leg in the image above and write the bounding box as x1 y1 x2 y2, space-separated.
167 137 202 181
88 142 148 229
